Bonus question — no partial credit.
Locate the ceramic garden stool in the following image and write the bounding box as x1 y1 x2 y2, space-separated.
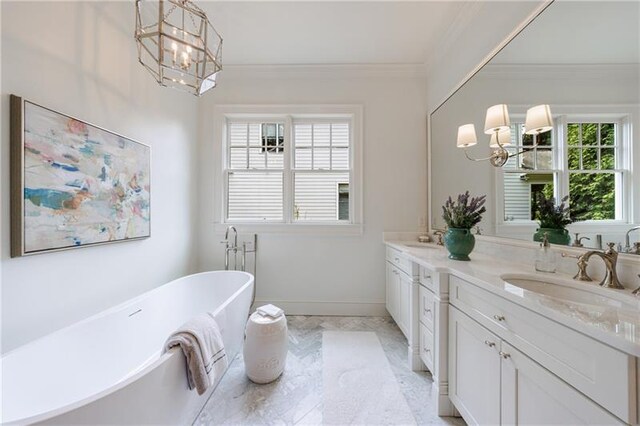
243 306 288 384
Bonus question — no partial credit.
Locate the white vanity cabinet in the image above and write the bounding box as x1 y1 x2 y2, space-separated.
385 246 416 338
449 276 631 425
385 243 457 417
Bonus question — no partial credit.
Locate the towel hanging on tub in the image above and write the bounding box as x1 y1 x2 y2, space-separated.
163 312 228 395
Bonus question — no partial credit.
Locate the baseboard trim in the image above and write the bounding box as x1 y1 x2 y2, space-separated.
252 300 389 317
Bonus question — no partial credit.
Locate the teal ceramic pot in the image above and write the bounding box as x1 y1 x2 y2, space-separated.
444 228 475 261
533 228 571 246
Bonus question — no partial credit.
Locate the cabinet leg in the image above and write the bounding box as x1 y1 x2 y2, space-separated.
408 344 426 371
434 381 460 417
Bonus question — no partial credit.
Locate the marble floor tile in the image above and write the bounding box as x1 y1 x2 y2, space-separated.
195 316 466 426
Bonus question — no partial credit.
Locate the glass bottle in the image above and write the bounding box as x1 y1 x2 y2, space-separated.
535 232 557 273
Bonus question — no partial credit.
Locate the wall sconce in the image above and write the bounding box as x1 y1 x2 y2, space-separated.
457 104 553 168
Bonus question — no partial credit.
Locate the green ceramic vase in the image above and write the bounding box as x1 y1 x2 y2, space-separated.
444 228 475 261
533 228 571 246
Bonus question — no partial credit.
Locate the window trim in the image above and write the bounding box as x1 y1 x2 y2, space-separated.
495 108 632 231
212 104 364 235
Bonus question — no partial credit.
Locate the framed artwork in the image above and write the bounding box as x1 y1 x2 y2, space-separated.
10 95 151 257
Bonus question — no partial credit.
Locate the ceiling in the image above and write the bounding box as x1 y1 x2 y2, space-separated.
200 1 470 66
493 1 640 64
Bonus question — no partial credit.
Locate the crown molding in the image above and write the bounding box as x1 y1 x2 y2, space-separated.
479 63 640 80
217 63 428 80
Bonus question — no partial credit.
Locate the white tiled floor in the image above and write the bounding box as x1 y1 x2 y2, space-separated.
195 316 466 426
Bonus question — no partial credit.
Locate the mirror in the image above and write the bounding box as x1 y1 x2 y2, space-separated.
430 0 640 253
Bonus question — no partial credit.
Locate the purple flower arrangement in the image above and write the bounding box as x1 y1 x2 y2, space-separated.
442 191 487 229
534 194 573 229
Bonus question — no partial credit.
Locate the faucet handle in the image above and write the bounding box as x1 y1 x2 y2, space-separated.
605 242 618 254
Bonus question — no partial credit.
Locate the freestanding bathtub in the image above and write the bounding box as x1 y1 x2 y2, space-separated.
2 270 254 425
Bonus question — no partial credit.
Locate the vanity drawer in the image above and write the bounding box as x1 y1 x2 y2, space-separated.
420 322 434 372
385 246 412 275
449 275 636 423
419 266 434 291
419 285 435 332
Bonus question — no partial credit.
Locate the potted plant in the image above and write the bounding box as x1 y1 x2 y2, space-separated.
532 193 572 245
441 191 486 261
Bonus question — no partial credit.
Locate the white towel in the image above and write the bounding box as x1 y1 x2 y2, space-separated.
163 313 228 395
257 304 284 318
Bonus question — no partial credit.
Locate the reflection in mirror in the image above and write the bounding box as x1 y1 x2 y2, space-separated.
430 0 640 253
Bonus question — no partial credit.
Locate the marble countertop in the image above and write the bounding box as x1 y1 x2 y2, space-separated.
384 239 640 357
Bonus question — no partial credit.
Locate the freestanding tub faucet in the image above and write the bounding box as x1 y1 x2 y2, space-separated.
222 226 238 270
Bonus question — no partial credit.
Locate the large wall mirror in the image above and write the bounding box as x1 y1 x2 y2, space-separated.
430 0 640 254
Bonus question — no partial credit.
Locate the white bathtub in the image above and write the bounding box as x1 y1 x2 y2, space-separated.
2 270 254 425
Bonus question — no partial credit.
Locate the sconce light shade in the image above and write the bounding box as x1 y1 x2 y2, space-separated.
484 104 510 134
489 128 512 148
524 104 553 135
457 124 478 148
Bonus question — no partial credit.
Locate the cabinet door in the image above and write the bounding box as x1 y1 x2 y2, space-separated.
398 272 411 336
501 342 621 425
385 262 400 321
449 306 501 426
385 262 394 317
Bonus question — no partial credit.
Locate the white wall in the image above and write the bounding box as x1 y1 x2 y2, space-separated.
1 1 198 352
425 1 546 114
196 65 428 314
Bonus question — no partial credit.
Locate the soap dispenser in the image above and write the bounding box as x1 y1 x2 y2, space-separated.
535 232 557 273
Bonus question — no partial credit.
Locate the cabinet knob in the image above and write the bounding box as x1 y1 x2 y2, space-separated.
394 257 400 262
499 351 510 359
484 340 495 347
493 315 506 322
424 308 432 314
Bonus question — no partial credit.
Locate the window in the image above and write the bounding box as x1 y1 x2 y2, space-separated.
227 122 284 221
261 123 284 153
338 183 349 221
293 122 350 221
500 115 628 224
566 122 619 221
502 123 556 221
217 105 362 231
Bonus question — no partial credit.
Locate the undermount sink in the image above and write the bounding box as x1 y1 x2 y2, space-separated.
500 274 640 311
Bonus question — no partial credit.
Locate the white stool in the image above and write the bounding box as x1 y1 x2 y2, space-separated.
243 308 288 384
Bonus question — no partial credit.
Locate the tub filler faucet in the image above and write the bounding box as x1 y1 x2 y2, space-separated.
221 226 258 307
222 226 238 270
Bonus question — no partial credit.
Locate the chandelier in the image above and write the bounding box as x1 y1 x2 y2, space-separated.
134 0 223 96
456 104 553 167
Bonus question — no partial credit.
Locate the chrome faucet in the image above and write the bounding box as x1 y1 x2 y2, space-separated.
222 226 238 270
624 226 640 253
571 232 590 248
573 243 624 290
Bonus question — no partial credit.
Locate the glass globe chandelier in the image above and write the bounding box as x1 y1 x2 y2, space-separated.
134 0 223 96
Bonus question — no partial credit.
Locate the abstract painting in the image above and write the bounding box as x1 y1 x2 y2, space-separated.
10 96 150 256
